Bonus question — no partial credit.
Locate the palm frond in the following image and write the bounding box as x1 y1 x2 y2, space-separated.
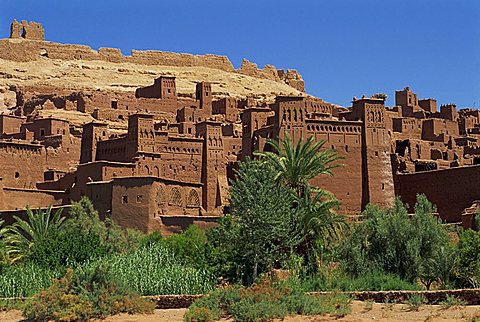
255 134 343 197
5 206 65 262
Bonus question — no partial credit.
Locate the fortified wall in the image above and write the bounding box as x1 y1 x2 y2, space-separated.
0 21 305 92
0 21 479 234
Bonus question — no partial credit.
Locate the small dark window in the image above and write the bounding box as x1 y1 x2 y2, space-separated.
122 196 128 204
168 89 171 93
382 183 385 190
111 101 118 109
14 171 19 179
136 195 143 203
40 128 45 136
375 151 379 157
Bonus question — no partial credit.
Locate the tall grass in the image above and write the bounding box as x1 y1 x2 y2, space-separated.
0 243 214 298
105 243 215 295
0 263 62 297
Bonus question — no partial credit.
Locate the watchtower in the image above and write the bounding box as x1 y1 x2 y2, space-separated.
10 20 44 40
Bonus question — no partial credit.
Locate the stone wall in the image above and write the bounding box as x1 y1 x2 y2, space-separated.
0 31 304 91
397 165 480 222
4 289 480 309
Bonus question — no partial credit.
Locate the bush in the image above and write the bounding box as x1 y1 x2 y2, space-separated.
22 263 154 322
340 195 449 284
163 225 209 269
185 279 352 322
27 197 144 268
287 270 420 292
330 270 421 291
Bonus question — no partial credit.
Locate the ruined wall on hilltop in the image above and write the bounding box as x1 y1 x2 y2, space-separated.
237 58 281 82
0 19 305 91
0 38 235 71
10 20 44 41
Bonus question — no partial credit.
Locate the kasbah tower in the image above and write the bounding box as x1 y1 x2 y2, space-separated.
1 20 479 234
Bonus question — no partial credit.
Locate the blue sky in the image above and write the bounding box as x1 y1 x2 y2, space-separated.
1 0 479 108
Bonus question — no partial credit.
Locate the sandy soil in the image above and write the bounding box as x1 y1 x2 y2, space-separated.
3 301 480 322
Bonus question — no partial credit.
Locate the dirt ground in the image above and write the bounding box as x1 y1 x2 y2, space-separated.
2 301 480 321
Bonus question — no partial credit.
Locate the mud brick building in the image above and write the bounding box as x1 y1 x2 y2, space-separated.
0 21 479 233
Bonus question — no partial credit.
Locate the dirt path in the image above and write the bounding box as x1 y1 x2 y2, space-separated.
2 301 480 321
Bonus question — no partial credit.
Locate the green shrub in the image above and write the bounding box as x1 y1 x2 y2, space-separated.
140 231 163 248
185 279 352 322
184 306 217 322
27 198 144 268
163 225 209 269
29 227 108 268
330 270 421 291
340 195 449 284
22 264 154 322
439 295 467 309
290 269 420 292
406 294 426 311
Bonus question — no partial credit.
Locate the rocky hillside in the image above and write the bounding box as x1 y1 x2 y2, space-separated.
0 37 306 112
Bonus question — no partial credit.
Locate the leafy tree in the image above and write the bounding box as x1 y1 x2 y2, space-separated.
456 229 480 288
414 194 451 289
214 159 296 284
254 135 341 198
5 206 65 263
341 195 449 284
294 186 346 272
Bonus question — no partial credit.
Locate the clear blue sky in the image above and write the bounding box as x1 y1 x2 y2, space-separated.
1 0 479 108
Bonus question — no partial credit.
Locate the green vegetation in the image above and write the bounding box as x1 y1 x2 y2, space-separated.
254 135 341 197
340 195 451 289
23 264 154 322
210 159 296 284
0 262 62 297
105 243 214 295
2 134 480 320
439 295 467 309
184 278 352 322
5 206 65 263
406 294 426 311
0 198 216 300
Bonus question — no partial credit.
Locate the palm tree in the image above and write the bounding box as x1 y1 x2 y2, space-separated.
5 206 65 262
255 134 345 271
294 186 346 271
254 134 342 198
0 219 9 263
